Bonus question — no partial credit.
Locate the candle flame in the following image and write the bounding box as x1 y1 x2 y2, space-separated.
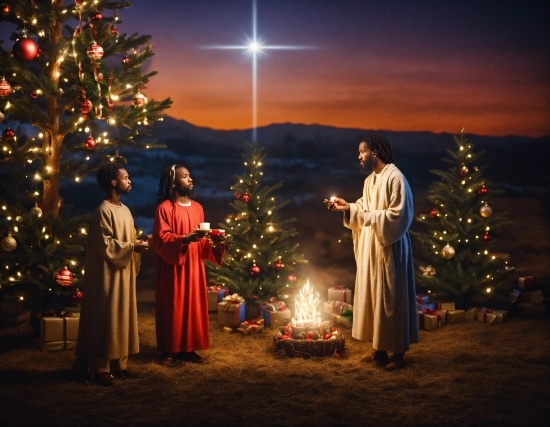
292 280 320 327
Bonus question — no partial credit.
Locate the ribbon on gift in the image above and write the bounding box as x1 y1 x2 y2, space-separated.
416 294 429 303
330 286 350 302
481 308 493 323
422 308 442 322
221 293 245 310
242 317 264 326
208 285 229 296
260 297 287 312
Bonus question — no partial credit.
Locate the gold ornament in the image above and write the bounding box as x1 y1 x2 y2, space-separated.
441 244 455 259
480 204 492 218
1 233 17 252
30 203 42 217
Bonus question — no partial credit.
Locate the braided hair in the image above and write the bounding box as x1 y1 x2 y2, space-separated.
156 164 186 205
96 163 126 192
360 134 396 164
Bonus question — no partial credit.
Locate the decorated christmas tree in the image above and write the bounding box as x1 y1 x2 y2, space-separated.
206 142 308 306
411 130 515 308
0 1 170 310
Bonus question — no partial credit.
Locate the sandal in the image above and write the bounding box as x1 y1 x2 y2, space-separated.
384 354 406 371
361 350 388 366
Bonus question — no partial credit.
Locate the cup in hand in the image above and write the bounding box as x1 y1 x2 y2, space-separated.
199 222 210 230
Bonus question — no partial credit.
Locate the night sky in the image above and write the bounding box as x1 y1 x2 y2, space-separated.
118 0 550 137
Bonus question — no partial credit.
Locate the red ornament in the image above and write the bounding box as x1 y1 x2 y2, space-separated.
31 90 39 99
249 265 261 277
234 191 242 199
274 260 284 270
90 11 103 21
84 135 96 150
324 333 332 340
87 42 104 60
132 91 147 107
482 231 492 242
71 288 83 305
478 185 488 195
0 78 12 96
110 26 119 38
13 38 39 62
2 127 15 140
277 334 289 340
79 98 93 118
286 274 297 282
121 55 130 65
241 193 251 203
2 4 10 14
429 208 437 218
55 267 74 287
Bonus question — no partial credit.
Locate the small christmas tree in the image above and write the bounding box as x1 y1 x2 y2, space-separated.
411 130 515 308
206 142 308 306
0 1 171 310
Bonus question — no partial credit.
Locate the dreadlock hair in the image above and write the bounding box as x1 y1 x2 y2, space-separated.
96 163 126 193
360 134 396 164
157 164 186 205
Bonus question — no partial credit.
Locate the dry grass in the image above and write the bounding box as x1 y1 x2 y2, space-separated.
1 293 549 427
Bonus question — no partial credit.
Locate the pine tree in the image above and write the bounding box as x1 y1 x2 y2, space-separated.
411 130 515 308
206 142 308 306
0 1 171 310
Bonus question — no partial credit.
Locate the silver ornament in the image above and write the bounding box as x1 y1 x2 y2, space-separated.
1 234 17 252
480 204 493 218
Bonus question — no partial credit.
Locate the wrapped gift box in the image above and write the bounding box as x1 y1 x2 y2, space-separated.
324 300 349 315
328 286 353 303
208 286 229 312
418 309 446 331
416 294 429 304
446 309 465 323
236 322 264 335
417 302 437 312
518 276 541 291
465 307 477 320
218 295 245 327
35 338 77 351
438 302 456 311
331 313 352 328
40 314 79 342
519 303 546 318
476 308 504 325
261 307 291 328
522 290 544 305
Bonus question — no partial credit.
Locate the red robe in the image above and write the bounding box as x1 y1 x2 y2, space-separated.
153 200 224 353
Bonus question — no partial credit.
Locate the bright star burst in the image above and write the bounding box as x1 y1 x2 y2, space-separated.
202 0 315 142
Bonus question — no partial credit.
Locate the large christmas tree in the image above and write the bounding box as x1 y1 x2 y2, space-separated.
206 142 308 306
0 1 170 310
411 130 515 308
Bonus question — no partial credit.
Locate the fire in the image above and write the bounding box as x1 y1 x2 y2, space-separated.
292 280 320 327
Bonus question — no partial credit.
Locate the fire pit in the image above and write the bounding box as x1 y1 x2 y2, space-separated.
272 281 345 357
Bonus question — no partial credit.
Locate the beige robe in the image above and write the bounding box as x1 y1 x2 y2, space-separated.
76 201 140 361
344 163 418 353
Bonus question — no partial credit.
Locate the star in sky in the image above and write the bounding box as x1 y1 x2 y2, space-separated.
201 0 315 142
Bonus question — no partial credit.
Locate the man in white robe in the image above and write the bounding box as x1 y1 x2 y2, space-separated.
325 135 418 370
75 164 150 385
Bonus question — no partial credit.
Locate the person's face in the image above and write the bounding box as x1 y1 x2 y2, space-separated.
112 168 132 195
173 167 194 197
358 141 375 174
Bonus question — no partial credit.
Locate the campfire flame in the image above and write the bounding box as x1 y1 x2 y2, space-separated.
292 280 320 327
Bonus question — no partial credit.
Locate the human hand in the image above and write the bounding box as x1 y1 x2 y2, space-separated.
209 234 226 247
183 230 204 244
323 197 350 211
134 241 150 253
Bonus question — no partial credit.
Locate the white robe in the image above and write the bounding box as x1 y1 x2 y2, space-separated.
344 163 418 353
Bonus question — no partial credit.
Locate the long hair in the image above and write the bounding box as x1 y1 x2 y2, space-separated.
96 163 126 192
360 134 396 164
156 164 185 205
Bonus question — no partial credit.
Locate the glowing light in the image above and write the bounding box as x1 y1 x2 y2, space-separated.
202 0 315 142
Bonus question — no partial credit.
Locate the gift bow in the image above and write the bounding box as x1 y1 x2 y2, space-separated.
422 308 441 322
221 293 244 310
481 308 493 322
208 285 223 291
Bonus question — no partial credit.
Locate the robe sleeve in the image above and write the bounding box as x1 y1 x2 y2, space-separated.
96 206 134 269
362 170 413 247
200 239 225 266
343 197 365 231
153 202 188 265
